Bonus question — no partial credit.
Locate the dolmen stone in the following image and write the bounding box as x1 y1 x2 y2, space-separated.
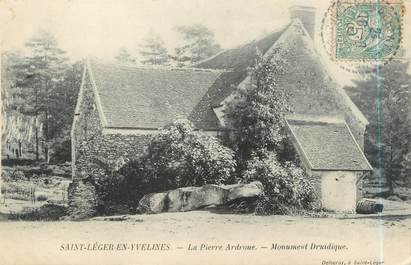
138 181 263 214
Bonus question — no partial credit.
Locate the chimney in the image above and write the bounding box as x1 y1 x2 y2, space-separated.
289 6 316 40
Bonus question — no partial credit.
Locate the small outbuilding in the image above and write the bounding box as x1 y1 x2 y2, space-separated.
286 116 373 212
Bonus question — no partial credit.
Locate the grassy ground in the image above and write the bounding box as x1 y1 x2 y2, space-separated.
0 209 410 265
0 164 410 264
1 164 71 214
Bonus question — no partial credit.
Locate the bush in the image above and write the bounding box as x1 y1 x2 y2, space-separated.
36 194 48 201
1 182 35 201
1 158 36 167
1 170 12 182
8 204 68 221
67 179 98 219
140 120 237 188
9 170 26 181
93 169 142 215
92 120 237 215
50 138 71 164
24 168 53 178
241 153 316 215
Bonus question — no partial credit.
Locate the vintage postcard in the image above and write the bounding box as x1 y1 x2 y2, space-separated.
0 0 410 264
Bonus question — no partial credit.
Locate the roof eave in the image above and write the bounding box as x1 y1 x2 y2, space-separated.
311 168 373 172
87 58 109 128
285 119 315 170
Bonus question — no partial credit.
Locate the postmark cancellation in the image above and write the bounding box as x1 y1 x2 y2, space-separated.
322 0 405 64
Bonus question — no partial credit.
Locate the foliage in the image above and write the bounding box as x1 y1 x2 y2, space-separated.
91 120 236 215
1 51 24 112
401 152 411 183
50 136 71 164
225 50 291 165
139 31 170 65
88 158 144 215
1 51 39 160
1 180 35 201
1 159 37 166
8 204 67 221
36 194 48 201
174 24 221 66
2 33 80 162
139 120 236 188
345 61 411 191
51 61 82 135
67 180 97 219
115 47 135 64
1 169 26 182
11 170 27 181
225 51 316 214
242 153 316 215
12 30 69 161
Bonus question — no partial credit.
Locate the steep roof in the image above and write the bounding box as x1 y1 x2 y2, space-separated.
197 19 368 127
195 27 286 71
84 18 368 132
193 27 287 106
266 20 368 126
187 27 288 128
88 60 224 129
286 116 372 171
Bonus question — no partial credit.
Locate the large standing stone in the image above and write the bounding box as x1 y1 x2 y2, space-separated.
138 181 263 214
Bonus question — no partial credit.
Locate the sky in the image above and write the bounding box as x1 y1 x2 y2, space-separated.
0 0 410 84
0 0 334 59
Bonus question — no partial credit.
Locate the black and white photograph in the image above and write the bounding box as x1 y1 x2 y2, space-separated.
0 0 410 264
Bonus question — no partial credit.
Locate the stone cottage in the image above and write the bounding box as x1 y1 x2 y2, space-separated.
71 6 372 212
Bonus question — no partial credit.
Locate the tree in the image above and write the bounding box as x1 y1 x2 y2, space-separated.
13 30 68 161
345 62 411 192
139 31 170 65
225 50 291 165
1 51 24 115
49 61 82 163
224 51 315 214
115 47 134 64
401 151 411 181
1 51 35 159
174 24 221 66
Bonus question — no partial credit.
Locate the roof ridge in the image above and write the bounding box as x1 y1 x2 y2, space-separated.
286 115 345 124
194 23 290 68
89 58 228 73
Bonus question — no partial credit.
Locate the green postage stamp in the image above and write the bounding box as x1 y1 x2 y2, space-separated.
335 0 403 61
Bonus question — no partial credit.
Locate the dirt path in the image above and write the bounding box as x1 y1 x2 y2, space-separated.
0 210 410 265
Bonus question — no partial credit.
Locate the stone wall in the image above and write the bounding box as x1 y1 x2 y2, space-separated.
76 133 151 180
309 172 322 205
311 170 365 212
67 179 98 219
72 69 102 178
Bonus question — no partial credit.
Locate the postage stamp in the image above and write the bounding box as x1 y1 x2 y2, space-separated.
335 1 403 61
